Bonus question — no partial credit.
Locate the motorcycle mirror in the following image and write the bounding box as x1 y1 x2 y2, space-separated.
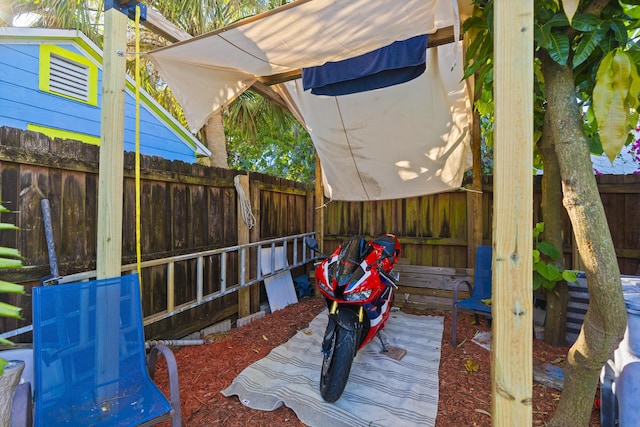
305 237 328 258
305 237 319 251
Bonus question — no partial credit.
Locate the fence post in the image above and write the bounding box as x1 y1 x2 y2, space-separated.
305 183 315 280
236 174 251 318
314 155 324 252
249 177 261 313
466 109 484 268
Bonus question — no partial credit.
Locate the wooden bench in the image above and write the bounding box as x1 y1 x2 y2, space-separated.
393 263 474 310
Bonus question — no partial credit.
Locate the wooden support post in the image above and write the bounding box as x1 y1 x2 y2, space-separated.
314 155 325 252
492 1 534 425
249 177 261 313
237 174 251 318
305 182 315 279
95 5 128 404
305 183 315 235
466 104 484 268
97 7 128 280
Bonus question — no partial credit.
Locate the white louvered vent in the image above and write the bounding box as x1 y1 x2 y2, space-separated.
49 53 90 101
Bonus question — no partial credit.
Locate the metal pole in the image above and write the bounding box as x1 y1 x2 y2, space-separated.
40 199 59 279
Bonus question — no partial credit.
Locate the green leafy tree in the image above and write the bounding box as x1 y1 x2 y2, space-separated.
464 0 636 424
226 91 315 182
0 0 103 36
538 106 572 346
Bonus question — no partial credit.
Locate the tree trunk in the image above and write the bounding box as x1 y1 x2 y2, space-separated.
542 54 627 427
539 111 570 347
203 110 228 168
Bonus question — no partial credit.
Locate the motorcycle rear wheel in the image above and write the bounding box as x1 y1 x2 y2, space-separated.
319 326 357 402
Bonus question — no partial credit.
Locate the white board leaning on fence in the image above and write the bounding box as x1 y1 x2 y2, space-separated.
261 246 298 311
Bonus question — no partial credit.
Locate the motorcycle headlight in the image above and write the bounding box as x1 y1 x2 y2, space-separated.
317 278 334 296
343 289 372 301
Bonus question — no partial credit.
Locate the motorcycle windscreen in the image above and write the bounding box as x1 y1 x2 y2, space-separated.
336 237 367 287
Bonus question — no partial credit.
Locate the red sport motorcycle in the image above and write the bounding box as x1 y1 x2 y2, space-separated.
306 234 401 402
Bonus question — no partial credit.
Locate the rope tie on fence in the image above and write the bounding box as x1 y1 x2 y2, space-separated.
315 198 334 209
459 187 483 194
234 175 256 229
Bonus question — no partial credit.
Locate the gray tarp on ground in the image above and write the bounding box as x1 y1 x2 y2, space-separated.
222 311 445 427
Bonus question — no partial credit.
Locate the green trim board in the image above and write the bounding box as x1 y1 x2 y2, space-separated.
27 124 101 146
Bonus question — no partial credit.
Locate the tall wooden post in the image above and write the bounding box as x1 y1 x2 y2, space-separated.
237 174 251 318
314 155 325 251
305 182 315 281
249 177 261 313
491 1 534 425
95 3 129 403
97 6 128 280
466 108 484 267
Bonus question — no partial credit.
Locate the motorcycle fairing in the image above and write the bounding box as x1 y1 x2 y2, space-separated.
367 286 392 328
326 258 372 294
319 235 399 301
318 255 337 296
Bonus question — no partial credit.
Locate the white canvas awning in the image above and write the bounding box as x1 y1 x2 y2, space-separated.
149 0 473 201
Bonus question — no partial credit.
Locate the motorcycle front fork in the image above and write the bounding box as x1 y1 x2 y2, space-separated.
321 301 366 356
328 300 365 322
324 301 388 353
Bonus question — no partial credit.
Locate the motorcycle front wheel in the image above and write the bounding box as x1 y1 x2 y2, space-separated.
319 325 357 402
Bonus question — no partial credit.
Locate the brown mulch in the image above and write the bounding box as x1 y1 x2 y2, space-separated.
153 296 600 426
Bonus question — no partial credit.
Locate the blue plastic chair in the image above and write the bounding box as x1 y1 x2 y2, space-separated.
33 274 181 427
452 245 492 346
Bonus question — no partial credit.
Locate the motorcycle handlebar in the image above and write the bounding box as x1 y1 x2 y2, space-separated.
377 267 399 289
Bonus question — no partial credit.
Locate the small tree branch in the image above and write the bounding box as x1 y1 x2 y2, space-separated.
566 0 611 41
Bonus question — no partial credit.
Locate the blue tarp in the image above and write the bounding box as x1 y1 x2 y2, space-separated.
301 34 428 96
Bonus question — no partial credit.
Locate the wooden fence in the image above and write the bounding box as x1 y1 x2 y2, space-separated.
0 127 313 340
323 174 640 276
1 126 639 339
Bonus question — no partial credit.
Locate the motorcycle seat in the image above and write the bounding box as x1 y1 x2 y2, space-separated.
372 235 398 256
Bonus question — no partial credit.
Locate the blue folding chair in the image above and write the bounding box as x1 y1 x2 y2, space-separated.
33 274 181 426
452 245 492 346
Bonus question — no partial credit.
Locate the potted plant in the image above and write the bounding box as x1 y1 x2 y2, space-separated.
0 202 25 427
